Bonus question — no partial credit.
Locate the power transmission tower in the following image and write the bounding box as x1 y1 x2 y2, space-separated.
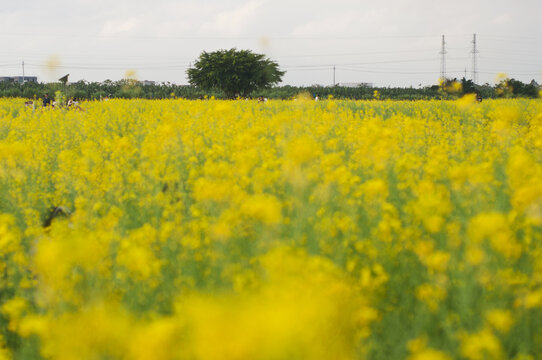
439 35 447 81
471 33 479 84
22 61 25 83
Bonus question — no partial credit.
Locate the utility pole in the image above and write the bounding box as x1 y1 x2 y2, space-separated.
22 61 25 83
333 65 336 86
471 33 479 84
439 35 447 81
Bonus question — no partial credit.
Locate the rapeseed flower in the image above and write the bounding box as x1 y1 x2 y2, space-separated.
0 98 541 359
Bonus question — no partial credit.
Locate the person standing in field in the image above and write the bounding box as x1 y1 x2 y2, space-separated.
68 96 84 112
42 93 51 107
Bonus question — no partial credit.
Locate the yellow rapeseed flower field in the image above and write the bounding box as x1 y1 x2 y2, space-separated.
0 97 542 359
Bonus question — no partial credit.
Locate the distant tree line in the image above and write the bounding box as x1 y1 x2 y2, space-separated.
0 77 539 101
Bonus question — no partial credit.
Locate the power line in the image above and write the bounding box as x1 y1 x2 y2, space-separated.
23 62 189 70
477 35 542 43
478 57 542 67
0 47 468 62
477 70 542 77
275 48 448 58
480 48 542 57
282 57 440 68
0 32 445 41
337 67 462 75
21 56 443 70
283 67 335 72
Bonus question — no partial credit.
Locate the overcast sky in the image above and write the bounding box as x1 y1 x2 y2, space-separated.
1 0 541 87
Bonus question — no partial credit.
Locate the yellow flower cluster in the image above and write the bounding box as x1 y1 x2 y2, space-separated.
0 97 541 359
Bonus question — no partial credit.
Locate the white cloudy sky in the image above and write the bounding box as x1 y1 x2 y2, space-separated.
1 0 541 87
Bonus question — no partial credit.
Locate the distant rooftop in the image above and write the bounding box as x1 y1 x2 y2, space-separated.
0 76 38 84
338 82 373 88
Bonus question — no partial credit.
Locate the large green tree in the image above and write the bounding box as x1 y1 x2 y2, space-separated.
186 49 285 98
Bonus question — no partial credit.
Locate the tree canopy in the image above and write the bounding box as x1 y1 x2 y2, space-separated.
186 49 285 98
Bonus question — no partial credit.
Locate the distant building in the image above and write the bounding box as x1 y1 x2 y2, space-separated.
140 80 156 86
0 76 38 83
338 82 373 88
